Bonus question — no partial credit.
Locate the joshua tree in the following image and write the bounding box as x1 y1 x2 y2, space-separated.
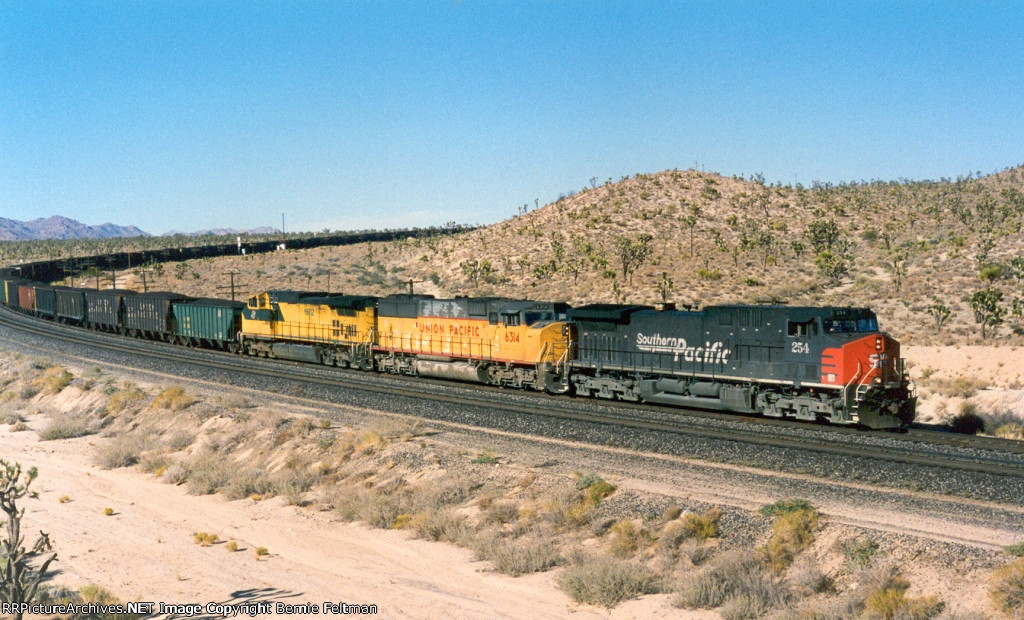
1 461 57 620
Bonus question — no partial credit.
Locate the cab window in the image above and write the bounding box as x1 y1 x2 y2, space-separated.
502 313 521 327
787 319 818 337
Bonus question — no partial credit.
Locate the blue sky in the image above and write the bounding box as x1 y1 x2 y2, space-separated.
2 1 1022 235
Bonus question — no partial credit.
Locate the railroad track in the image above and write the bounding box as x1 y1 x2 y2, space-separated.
3 305 1024 481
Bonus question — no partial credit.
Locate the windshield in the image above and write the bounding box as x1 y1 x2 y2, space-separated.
524 311 553 325
823 317 878 333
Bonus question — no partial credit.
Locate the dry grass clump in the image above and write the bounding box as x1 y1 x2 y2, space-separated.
673 549 788 616
223 468 276 501
104 382 147 415
994 422 1024 440
37 583 136 619
95 434 151 469
558 550 661 608
165 430 196 451
193 532 220 547
151 386 197 411
758 505 820 571
273 467 323 506
185 454 233 495
37 413 93 441
682 507 723 541
928 376 987 399
32 366 73 395
163 462 189 485
607 519 654 558
820 565 945 620
472 531 562 576
990 558 1024 617
411 509 469 544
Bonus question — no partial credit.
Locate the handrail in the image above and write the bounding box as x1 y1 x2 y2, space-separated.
843 361 862 406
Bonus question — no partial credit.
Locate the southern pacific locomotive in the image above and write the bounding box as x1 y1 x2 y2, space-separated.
0 275 916 429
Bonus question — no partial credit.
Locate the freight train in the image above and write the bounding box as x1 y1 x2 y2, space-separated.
0 275 916 429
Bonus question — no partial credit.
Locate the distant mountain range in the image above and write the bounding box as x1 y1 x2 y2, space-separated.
161 227 280 237
0 216 281 240
0 216 149 240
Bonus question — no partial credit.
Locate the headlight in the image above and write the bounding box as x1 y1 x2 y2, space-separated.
873 377 882 384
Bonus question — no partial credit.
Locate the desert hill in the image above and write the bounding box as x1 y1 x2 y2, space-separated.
51 165 1024 345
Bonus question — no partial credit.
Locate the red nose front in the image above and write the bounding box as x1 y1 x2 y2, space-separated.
821 334 901 386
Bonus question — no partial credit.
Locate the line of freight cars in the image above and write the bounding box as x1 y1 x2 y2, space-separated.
0 275 917 430
0 278 242 350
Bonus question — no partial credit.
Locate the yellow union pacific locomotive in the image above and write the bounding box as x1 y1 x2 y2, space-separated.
240 291 377 368
239 291 572 391
373 295 571 391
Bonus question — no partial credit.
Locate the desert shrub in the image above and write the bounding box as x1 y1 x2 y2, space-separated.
788 555 834 596
163 462 188 485
151 386 196 411
274 468 322 505
185 455 232 495
193 532 219 546
364 487 417 529
38 414 92 441
96 434 150 469
608 520 653 557
1007 541 1024 557
471 449 499 464
991 558 1024 617
674 549 787 613
139 452 170 474
930 377 987 399
0 410 24 425
33 366 73 395
994 423 1024 440
472 532 562 576
683 507 723 540
760 498 815 516
842 536 881 568
482 500 520 525
223 468 275 500
947 409 985 435
558 551 660 608
576 474 617 504
759 506 819 571
413 509 469 544
165 430 196 451
104 383 147 414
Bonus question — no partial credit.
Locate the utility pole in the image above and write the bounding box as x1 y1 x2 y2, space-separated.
217 270 244 301
405 278 425 295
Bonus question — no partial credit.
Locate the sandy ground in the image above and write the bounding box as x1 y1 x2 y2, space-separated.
2 338 1021 617
904 345 1024 422
4 419 714 620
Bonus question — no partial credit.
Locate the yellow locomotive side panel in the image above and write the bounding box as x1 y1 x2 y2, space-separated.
240 292 376 346
376 314 569 366
271 301 375 345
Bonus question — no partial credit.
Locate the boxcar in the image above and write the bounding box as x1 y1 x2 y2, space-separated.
17 284 36 313
84 289 137 332
172 298 245 350
123 291 192 339
55 288 87 324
